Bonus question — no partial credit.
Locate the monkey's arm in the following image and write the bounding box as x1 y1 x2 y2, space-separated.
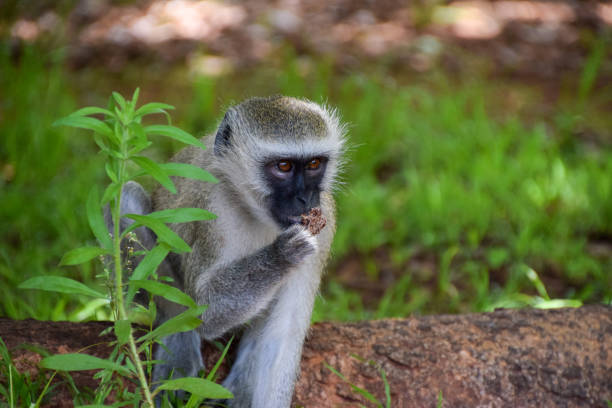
188 225 316 340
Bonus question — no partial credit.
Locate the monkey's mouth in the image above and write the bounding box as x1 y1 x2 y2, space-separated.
286 208 318 225
274 207 318 228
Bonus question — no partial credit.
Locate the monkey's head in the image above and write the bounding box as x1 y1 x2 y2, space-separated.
212 96 346 229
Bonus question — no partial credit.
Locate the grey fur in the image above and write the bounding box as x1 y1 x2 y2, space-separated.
117 96 345 407
230 96 327 142
104 181 156 251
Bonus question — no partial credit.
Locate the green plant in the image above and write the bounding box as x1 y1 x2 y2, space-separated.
325 355 391 408
323 72 611 316
0 44 102 321
3 43 611 325
483 265 583 311
163 336 234 408
0 336 44 407
19 89 231 406
0 337 62 407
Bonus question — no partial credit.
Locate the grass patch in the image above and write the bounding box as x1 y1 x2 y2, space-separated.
0 45 107 320
1 43 610 321
319 74 611 317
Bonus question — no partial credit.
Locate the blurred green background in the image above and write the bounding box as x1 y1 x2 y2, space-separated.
1 1 611 323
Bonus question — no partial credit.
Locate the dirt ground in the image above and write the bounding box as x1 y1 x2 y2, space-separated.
6 0 612 80
1 306 610 407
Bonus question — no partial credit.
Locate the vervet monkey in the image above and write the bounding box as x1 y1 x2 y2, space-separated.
117 96 346 407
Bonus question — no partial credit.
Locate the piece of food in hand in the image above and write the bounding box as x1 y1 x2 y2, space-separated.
300 208 327 235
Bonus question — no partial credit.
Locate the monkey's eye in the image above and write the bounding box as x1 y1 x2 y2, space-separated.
307 158 321 170
277 161 293 172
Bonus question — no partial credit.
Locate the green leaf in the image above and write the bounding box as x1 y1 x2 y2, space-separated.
113 106 126 128
53 115 114 139
533 298 583 309
156 377 233 399
105 162 118 183
135 102 175 118
578 36 606 103
381 366 391 408
147 208 216 224
138 306 207 343
41 353 130 375
128 140 153 156
129 122 147 141
131 156 176 194
93 133 111 154
160 163 218 183
130 88 140 111
87 188 112 249
149 298 158 323
131 280 197 308
112 91 127 111
206 336 234 381
145 125 206 150
102 182 121 205
59 246 109 266
70 106 115 118
127 122 151 155
130 244 171 282
324 363 381 406
93 133 122 157
19 276 106 298
525 267 550 300
125 214 191 253
114 320 131 345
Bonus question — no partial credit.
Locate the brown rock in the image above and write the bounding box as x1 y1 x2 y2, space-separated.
1 306 610 407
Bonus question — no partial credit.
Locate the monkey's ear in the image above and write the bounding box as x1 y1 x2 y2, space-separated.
214 112 232 156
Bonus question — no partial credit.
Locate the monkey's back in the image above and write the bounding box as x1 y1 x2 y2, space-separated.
151 138 221 291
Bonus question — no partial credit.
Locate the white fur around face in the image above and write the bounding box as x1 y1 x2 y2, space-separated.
209 99 346 232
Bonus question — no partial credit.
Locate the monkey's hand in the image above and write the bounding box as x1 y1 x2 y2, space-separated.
274 224 318 266
190 223 317 340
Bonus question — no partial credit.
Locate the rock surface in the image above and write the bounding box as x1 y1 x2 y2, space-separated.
1 306 610 407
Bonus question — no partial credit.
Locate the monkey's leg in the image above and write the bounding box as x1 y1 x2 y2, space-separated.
152 298 205 406
152 330 203 382
152 331 202 407
222 258 322 408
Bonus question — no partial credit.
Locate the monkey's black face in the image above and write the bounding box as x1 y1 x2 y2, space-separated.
263 156 328 228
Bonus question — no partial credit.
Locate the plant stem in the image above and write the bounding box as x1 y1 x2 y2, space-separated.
8 362 13 408
127 330 155 406
112 134 155 407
